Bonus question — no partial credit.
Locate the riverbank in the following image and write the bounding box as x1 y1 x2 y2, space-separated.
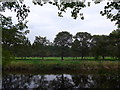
3 60 120 73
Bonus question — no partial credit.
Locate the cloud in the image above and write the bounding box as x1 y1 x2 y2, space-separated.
2 0 117 43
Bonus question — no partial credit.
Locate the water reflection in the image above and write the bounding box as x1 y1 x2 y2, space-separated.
2 73 120 89
72 74 120 88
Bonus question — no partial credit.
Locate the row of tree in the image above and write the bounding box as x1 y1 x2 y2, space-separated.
1 1 120 66
2 28 120 60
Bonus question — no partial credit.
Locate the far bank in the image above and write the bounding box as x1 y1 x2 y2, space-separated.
3 60 120 73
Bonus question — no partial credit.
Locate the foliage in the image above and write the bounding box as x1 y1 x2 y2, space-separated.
54 31 73 47
5 30 120 61
100 1 120 28
1 0 120 63
32 36 50 59
54 31 72 60
71 39 80 58
73 32 91 59
32 0 86 19
91 35 109 60
0 0 30 22
33 0 120 27
109 29 120 59
1 1 30 65
2 49 15 67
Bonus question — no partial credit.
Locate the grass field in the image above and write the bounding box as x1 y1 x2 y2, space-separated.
15 57 117 61
4 57 120 73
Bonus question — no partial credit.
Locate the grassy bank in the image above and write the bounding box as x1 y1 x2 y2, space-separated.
4 59 120 73
16 57 117 60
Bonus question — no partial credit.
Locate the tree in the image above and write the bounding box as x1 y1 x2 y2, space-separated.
109 29 120 59
74 32 91 59
54 31 72 60
2 16 29 47
100 1 120 28
91 35 109 60
2 49 15 67
1 0 119 27
32 0 86 19
0 0 30 22
71 39 81 59
1 14 29 66
32 36 49 59
32 0 120 28
1 0 119 61
11 37 32 57
1 0 30 60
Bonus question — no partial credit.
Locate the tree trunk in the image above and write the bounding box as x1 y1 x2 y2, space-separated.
95 56 99 60
42 56 44 60
102 56 105 60
61 46 64 60
61 74 64 88
61 56 64 60
81 56 83 60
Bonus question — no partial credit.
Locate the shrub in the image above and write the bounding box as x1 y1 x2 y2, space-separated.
2 49 15 67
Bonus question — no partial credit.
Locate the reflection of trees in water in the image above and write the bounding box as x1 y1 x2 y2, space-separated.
49 74 74 90
92 74 120 88
72 75 95 88
2 74 48 89
72 74 120 88
2 74 120 89
2 74 73 89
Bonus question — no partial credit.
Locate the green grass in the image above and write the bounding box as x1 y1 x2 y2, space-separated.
15 57 116 61
4 58 120 74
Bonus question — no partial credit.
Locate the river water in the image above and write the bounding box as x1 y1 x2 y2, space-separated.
2 72 120 89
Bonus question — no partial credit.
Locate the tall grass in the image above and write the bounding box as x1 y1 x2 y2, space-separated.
4 59 119 74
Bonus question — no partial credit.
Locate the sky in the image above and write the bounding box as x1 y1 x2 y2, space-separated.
3 0 117 43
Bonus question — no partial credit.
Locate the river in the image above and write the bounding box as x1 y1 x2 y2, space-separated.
2 71 120 89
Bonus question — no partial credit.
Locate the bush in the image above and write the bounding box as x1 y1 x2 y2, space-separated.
2 49 15 67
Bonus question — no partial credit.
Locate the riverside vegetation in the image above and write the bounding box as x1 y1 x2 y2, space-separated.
2 30 120 72
3 57 120 73
1 1 120 73
1 1 120 89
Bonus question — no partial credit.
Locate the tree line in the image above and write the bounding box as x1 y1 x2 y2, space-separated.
1 1 120 61
2 28 120 60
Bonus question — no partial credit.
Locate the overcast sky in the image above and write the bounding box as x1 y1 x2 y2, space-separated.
3 0 117 43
